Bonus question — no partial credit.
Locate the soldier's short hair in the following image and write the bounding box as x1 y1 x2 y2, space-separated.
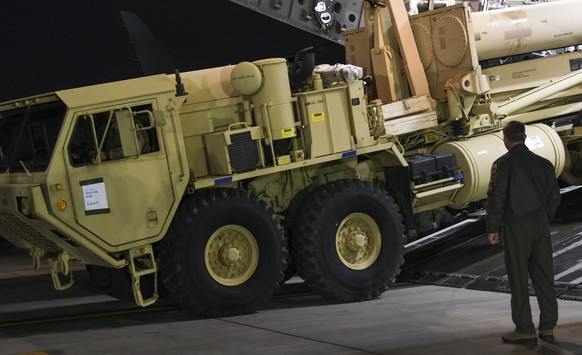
503 121 526 142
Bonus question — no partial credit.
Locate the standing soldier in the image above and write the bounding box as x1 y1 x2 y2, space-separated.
486 121 561 345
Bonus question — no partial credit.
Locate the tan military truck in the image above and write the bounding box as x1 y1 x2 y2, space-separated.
0 0 581 317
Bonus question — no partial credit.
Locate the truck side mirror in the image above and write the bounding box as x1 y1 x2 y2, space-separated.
115 110 140 157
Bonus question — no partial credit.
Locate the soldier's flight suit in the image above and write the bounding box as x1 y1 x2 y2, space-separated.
486 143 561 334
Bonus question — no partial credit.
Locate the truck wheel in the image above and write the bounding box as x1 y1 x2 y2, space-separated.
158 188 287 317
293 180 405 302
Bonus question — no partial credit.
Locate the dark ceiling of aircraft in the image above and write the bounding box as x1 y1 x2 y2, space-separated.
1 0 345 102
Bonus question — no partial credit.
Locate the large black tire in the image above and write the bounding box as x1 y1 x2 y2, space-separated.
86 264 135 302
86 265 159 302
158 188 287 317
292 180 406 302
279 185 317 283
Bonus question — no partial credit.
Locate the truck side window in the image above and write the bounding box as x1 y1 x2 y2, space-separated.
0 101 66 172
68 105 160 167
69 115 98 166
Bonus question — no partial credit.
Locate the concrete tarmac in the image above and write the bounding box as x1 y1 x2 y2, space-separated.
1 248 582 355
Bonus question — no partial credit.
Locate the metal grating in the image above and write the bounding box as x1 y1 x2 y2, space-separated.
0 211 62 256
228 131 261 173
399 189 582 302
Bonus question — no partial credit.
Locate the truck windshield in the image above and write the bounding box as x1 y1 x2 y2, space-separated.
0 101 66 173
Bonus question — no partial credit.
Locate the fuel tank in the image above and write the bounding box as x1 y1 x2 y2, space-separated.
472 0 582 60
250 58 297 141
434 123 565 208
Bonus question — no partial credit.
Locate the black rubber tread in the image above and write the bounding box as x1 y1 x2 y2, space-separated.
86 264 134 302
279 185 317 283
157 188 287 317
86 264 159 302
281 222 297 283
292 180 406 302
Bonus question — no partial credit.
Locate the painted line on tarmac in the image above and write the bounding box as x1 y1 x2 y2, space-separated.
0 295 114 313
219 318 384 355
0 305 179 328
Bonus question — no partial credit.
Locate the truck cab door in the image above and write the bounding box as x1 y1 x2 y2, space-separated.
64 103 176 249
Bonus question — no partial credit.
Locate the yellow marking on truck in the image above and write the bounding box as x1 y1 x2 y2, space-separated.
277 155 291 165
312 112 325 122
281 127 295 138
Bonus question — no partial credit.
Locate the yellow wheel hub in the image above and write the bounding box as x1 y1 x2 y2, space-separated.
205 225 259 286
336 213 381 270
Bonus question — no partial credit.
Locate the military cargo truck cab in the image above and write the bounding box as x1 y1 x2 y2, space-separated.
0 76 190 303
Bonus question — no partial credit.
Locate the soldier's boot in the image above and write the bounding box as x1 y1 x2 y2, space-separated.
538 329 556 344
501 331 537 344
